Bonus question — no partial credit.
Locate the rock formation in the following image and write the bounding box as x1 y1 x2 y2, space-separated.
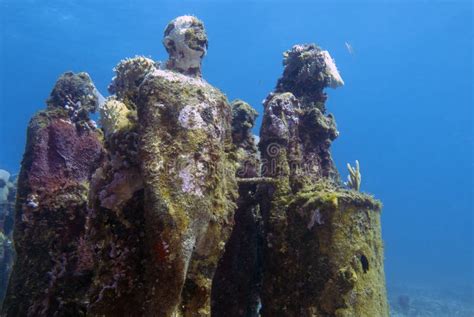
1 16 388 317
2 72 105 315
258 44 388 316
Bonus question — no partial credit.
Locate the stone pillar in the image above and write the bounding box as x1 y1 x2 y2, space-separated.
2 72 105 316
258 44 388 316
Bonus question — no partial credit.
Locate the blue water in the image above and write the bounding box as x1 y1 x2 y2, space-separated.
1 0 472 312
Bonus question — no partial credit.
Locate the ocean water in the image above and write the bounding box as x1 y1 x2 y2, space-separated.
0 0 472 315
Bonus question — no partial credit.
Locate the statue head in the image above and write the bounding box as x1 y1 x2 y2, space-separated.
46 72 104 121
163 16 208 77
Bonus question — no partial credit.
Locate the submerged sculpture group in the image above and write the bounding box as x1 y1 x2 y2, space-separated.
2 16 388 316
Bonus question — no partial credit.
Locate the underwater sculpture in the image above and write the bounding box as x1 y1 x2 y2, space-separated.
2 72 106 315
136 15 237 316
84 56 152 315
0 170 15 306
1 15 388 317
258 44 388 316
75 16 237 316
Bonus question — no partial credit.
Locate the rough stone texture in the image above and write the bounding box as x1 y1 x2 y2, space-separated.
0 172 15 306
2 73 105 316
277 44 343 109
108 56 158 105
259 181 388 316
212 100 262 317
258 44 388 316
138 65 237 317
84 56 148 316
85 165 146 316
266 44 342 185
1 18 388 317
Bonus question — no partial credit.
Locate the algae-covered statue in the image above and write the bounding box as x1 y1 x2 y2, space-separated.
1 15 388 317
2 72 105 315
258 44 388 316
84 15 238 316
137 16 237 316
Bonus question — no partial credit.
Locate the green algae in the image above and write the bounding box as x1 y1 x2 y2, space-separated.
259 180 388 316
136 68 237 316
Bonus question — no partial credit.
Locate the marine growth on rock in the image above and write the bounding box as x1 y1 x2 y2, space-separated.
1 15 388 317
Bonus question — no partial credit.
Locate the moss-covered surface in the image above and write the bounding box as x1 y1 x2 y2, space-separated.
86 178 147 316
137 69 237 316
76 68 147 314
212 99 262 317
2 74 105 315
257 42 387 316
1 32 388 316
99 97 135 137
259 180 388 317
3 182 95 316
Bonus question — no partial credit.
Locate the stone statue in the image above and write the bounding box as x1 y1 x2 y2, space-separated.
137 16 237 316
2 72 105 316
1 16 388 317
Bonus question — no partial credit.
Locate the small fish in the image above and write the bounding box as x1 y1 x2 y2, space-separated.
345 42 354 55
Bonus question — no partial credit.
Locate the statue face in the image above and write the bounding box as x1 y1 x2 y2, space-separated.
163 16 208 75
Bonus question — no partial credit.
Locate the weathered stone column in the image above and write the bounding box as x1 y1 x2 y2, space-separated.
258 44 388 316
2 72 105 316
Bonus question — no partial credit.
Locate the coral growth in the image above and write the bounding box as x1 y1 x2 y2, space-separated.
108 56 157 104
99 97 134 137
346 160 362 191
258 42 387 316
2 73 105 316
1 16 387 317
230 99 259 178
46 72 104 125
